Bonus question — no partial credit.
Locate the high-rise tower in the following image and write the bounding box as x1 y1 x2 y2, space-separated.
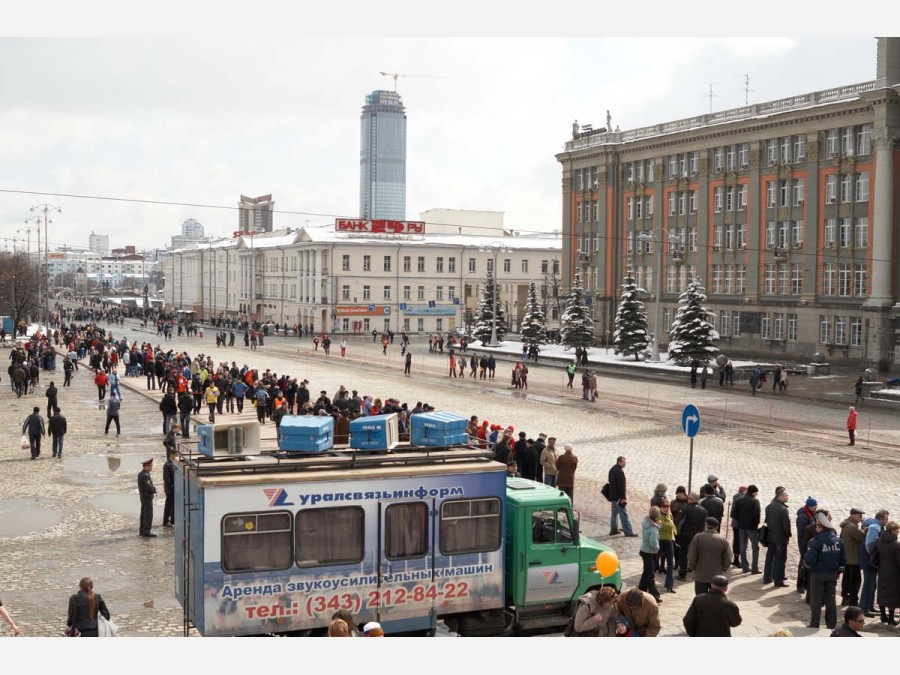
359 90 407 220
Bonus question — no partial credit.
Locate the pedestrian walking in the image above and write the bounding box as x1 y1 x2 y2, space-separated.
45 380 58 418
66 577 111 637
639 507 663 602
205 383 220 423
700 364 708 389
687 517 731 595
607 456 636 537
804 512 845 630
404 352 412 377
690 360 698 389
159 389 178 434
138 458 157 537
178 390 193 438
340 339 347 358
162 447 176 527
682 575 742 637
94 369 109 401
565 361 576 388
658 500 677 593
847 406 858 446
0 596 20 636
22 406 45 460
104 393 122 436
48 406 67 459
854 376 864 403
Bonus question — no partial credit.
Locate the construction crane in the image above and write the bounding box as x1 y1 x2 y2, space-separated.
379 71 448 93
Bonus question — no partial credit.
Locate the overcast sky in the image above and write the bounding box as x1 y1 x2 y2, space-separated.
0 36 879 253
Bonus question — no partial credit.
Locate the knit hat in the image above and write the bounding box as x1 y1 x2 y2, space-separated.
616 615 629 627
805 497 818 509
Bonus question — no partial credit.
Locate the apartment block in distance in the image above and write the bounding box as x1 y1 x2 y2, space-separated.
557 36 900 368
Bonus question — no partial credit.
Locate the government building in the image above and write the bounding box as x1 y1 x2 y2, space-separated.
556 37 900 368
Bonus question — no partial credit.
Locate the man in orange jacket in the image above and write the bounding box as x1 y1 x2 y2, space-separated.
847 406 858 446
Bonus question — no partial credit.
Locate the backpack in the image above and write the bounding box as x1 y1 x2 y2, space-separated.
601 482 612 502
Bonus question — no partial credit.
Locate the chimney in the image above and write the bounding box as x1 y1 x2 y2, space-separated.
876 37 900 85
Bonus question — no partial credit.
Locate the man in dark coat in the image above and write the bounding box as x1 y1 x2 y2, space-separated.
763 487 792 587
21 406 45 460
700 485 724 533
830 606 865 636
178 390 194 438
608 456 636 537
840 508 866 607
138 458 158 537
804 512 845 629
733 484 762 573
518 438 539 482
676 492 707 579
492 429 513 467
162 448 176 527
875 521 900 624
796 496 819 594
45 380 58 418
688 517 732 595
48 406 67 459
683 575 742 636
159 390 178 434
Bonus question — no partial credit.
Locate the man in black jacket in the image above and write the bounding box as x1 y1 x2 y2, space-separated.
45 381 58 418
700 485 725 533
763 486 792 587
683 575 742 637
178 390 193 438
162 448 176 527
159 389 178 434
138 458 157 537
608 457 636 537
48 406 67 459
734 484 762 573
22 406 45 460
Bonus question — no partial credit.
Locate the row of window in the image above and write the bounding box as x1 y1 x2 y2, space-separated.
820 316 864 347
338 254 550 275
823 263 868 297
343 284 460 302
221 499 502 573
576 125 874 192
762 263 803 295
709 265 750 295
824 173 869 204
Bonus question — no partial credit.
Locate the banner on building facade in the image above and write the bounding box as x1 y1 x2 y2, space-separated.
334 219 426 235
335 305 391 316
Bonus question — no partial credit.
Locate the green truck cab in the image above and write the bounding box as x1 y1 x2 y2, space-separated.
445 477 622 636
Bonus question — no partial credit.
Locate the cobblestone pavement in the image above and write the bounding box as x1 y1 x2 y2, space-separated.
2 321 897 637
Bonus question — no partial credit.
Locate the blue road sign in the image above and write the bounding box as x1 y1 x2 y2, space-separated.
681 404 701 438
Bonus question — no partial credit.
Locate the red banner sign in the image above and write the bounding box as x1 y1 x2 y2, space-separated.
335 219 425 234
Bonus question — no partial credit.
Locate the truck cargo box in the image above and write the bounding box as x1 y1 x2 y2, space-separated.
410 411 468 447
279 416 333 453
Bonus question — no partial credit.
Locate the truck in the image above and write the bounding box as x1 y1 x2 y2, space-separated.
174 435 622 637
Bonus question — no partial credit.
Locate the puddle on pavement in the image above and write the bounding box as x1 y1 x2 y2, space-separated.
0 498 65 537
91 492 141 519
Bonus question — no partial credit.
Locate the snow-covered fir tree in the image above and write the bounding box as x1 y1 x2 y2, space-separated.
613 270 649 360
667 277 720 365
473 270 507 345
519 281 548 347
560 272 594 351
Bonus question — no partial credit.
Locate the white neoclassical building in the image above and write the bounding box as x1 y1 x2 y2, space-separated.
161 225 562 335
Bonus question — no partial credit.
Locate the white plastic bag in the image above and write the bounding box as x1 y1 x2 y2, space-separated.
97 615 119 637
21 434 29 451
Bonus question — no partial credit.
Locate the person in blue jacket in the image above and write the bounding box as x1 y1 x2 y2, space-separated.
804 512 846 630
859 509 889 617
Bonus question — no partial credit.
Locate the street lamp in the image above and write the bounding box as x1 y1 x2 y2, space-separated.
636 228 681 362
30 203 61 330
478 241 511 347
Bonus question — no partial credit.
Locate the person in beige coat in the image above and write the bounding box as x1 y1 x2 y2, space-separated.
688 517 732 596
540 437 559 487
572 587 618 636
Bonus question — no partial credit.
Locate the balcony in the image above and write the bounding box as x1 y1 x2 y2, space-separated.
773 247 789 260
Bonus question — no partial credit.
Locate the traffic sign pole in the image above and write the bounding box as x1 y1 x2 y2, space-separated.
681 404 701 495
688 437 694 495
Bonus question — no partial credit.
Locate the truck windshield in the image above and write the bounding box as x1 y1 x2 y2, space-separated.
531 508 574 545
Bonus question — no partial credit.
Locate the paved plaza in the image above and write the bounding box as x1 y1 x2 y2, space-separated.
2 322 899 637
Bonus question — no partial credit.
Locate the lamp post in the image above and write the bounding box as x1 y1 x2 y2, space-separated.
30 203 61 330
636 228 681 362
479 241 510 347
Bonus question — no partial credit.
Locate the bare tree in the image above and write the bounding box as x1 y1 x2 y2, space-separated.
0 251 41 334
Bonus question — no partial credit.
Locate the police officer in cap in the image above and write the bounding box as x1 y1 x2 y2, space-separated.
138 458 158 538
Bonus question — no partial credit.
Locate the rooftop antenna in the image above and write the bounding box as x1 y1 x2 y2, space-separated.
741 74 755 105
379 72 449 93
706 83 718 114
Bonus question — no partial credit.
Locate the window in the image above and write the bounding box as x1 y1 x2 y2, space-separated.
856 217 868 248
418 256 425 273
714 187 723 212
344 318 351 332
341 254 350 271
733 311 742 337
593 202 600 221
724 226 734 250
767 139 777 165
626 163 634 184
726 145 736 171
825 219 836 248
503 258 511 273
647 162 655 182
792 263 802 295
712 264 723 293
385 503 428 560
689 228 698 252
725 265 735 293
435 318 443 332
841 127 854 156
680 154 688 176
626 231 634 254
838 263 852 297
678 192 686 216
222 512 292 573
725 187 734 212
531 509 575 545
856 172 869 202
363 255 371 272
296 507 364 566
778 221 790 249
823 263 835 296
436 257 444 273
522 259 529 273
780 181 790 208
793 178 805 206
668 192 676 215
436 286 443 301
765 264 776 294
448 257 456 273
577 203 583 223
825 130 838 158
689 191 697 214
403 286 411 300
721 312 730 336
820 316 833 344
403 255 411 272
663 309 671 331
739 143 750 168
666 265 676 292
384 255 392 272
792 220 803 248
825 175 837 204
689 151 699 176
362 285 371 300
761 314 771 339
738 185 747 211
835 316 847 345
667 155 677 178
440 499 502 555
417 286 425 301
851 317 863 347
766 181 776 208
402 318 409 331
341 285 350 300
468 258 476 273
840 218 852 247
575 170 583 191
416 318 423 332
448 286 456 301
636 162 644 183
383 285 391 300
788 314 798 341
857 124 872 156
774 313 784 340
840 174 852 203
646 196 653 218
635 197 643 219
793 134 807 162
855 264 867 297
714 147 724 172
627 198 634 220
780 137 791 163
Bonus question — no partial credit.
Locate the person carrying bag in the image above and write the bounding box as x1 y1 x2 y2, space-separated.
66 577 111 637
